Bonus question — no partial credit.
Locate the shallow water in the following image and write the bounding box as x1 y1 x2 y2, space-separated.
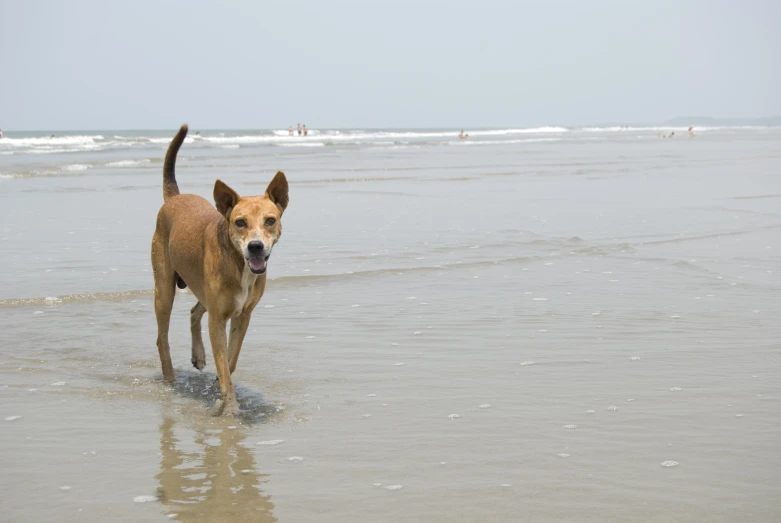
1 127 780 522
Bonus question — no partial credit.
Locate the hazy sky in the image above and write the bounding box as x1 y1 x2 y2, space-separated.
1 0 779 130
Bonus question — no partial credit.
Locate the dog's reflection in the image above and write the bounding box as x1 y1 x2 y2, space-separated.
156 416 277 522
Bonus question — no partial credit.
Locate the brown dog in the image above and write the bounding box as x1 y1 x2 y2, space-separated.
151 125 289 416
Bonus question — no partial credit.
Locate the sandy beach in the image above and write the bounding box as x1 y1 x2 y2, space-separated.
1 127 780 522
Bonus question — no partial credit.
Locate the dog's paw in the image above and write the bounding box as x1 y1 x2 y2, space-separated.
209 399 225 416
222 400 240 417
191 357 206 370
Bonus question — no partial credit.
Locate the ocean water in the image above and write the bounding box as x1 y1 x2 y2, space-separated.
1 126 780 522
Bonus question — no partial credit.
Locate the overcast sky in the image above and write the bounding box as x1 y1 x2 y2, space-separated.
1 0 779 130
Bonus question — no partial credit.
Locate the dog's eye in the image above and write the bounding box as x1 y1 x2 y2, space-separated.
234 219 247 228
265 217 276 226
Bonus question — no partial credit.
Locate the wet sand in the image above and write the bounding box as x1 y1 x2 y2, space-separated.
1 128 780 521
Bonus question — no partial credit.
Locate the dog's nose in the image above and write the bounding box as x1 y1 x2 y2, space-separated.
247 241 265 254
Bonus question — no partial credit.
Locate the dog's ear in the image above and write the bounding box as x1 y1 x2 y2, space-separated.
214 180 240 218
265 171 289 213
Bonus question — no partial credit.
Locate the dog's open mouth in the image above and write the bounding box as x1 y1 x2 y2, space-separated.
247 255 269 274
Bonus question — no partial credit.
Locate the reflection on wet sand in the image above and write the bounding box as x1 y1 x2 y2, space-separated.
156 416 276 522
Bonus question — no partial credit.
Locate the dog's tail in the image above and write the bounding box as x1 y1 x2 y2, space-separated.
162 124 188 201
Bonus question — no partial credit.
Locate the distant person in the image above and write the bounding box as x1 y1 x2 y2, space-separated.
195 131 201 136
303 125 308 136
0 129 3 139
288 126 294 136
688 126 695 137
458 130 469 139
297 123 302 136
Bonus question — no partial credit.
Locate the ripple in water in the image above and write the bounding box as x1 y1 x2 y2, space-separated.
563 424 577 429
660 460 679 467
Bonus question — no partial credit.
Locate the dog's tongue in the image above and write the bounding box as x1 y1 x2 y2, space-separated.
248 256 267 272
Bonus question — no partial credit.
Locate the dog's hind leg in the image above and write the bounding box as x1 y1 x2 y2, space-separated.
152 241 176 382
154 281 176 382
190 301 207 370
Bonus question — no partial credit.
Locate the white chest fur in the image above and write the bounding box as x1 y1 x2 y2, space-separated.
233 267 256 316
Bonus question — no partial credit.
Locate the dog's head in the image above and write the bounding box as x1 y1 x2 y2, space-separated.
213 171 289 275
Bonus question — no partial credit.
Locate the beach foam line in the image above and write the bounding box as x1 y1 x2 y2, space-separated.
468 127 568 136
0 289 154 308
0 169 82 179
453 138 562 146
277 142 325 147
0 256 549 307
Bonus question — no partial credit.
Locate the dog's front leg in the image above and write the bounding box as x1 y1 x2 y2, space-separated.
227 310 253 375
208 313 239 416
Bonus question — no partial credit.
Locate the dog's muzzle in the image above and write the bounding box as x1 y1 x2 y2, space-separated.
247 241 269 274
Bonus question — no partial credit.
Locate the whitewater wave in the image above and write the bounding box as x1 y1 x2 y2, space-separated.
0 135 104 146
204 127 570 145
105 159 151 167
1 126 772 159
0 135 110 155
147 137 196 144
576 126 771 133
61 163 92 172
